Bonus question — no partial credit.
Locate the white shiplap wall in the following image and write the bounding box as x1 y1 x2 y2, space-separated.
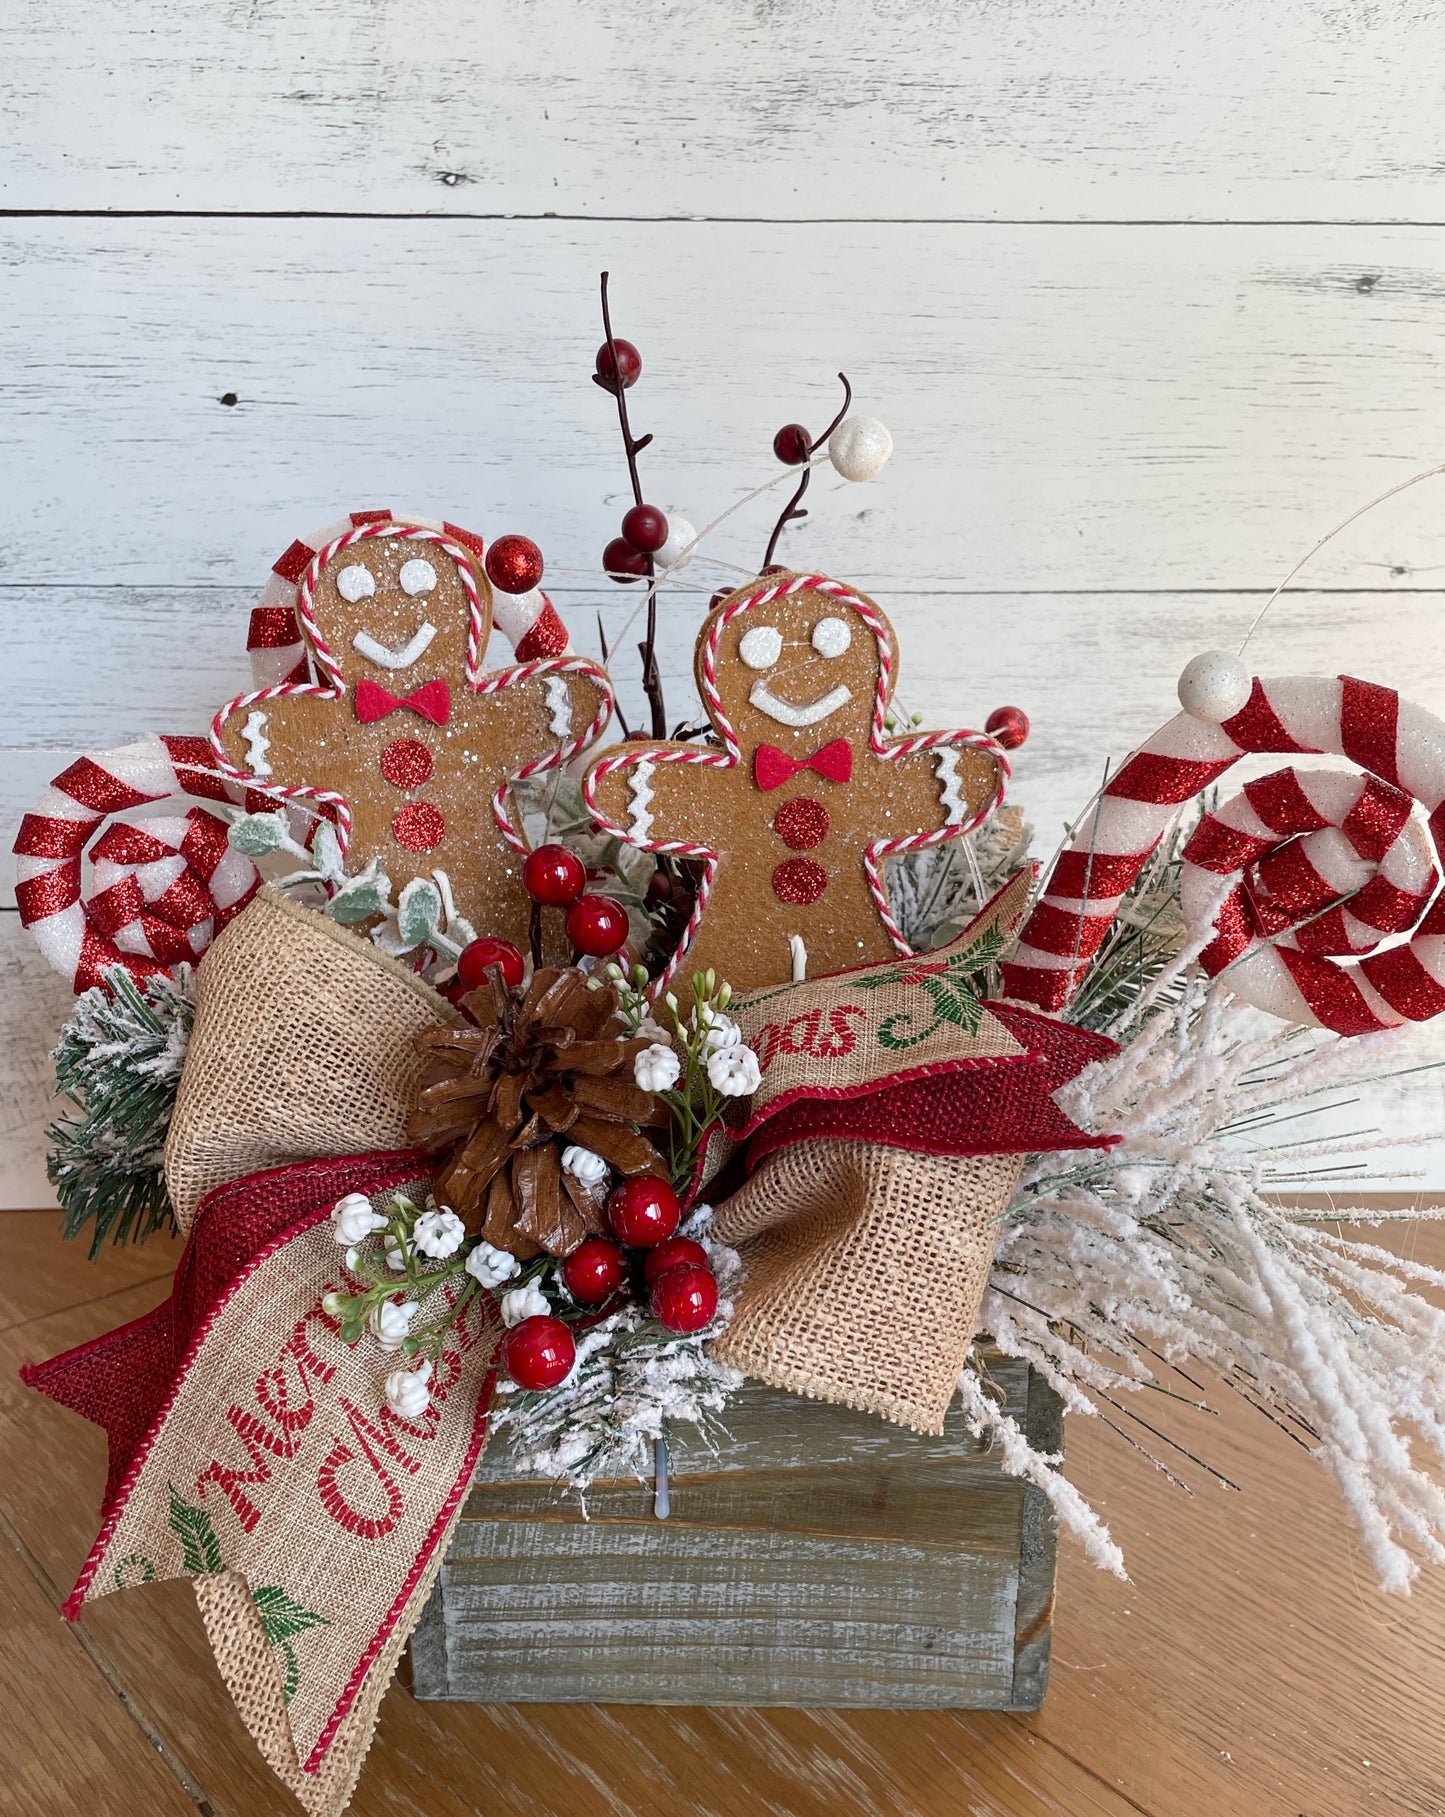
5 0 1445 1199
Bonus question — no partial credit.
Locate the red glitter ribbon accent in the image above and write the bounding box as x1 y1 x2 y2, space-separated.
15 863 81 924
13 812 96 859
247 606 303 650
52 757 159 816
513 600 569 661
1340 675 1401 787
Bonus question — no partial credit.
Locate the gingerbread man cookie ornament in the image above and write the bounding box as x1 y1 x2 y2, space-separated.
210 511 613 943
585 570 1008 992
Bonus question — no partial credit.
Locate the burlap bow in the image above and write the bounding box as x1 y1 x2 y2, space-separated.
24 881 1112 1816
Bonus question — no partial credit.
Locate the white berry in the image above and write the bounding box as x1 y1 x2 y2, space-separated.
1177 650 1252 724
828 417 893 482
654 515 697 571
336 563 376 602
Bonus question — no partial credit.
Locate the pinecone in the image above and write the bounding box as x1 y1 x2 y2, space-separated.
408 965 667 1259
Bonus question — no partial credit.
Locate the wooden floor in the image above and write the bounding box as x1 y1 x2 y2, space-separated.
3 1210 1444 1817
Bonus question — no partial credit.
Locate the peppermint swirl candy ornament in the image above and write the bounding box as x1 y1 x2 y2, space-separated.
12 735 260 992
1002 672 1445 1036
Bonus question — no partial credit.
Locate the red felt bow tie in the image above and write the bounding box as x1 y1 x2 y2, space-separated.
354 677 452 726
754 738 853 792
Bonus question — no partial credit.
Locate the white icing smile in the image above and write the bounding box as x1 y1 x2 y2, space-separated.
748 679 854 728
352 622 437 671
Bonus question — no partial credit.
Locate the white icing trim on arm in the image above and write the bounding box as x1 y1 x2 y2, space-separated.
544 674 573 738
627 761 657 841
935 747 966 826
748 680 853 728
352 622 437 671
242 709 272 777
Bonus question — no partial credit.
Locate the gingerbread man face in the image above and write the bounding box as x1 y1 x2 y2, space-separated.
210 514 613 949
584 571 1007 993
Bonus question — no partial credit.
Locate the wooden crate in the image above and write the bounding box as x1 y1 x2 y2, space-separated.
410 1347 1060 1711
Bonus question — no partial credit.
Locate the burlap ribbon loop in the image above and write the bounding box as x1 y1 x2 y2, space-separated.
704 872 1116 1434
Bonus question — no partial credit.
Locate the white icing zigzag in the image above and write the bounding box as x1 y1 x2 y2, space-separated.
628 760 656 841
935 747 966 826
242 709 272 778
545 674 573 738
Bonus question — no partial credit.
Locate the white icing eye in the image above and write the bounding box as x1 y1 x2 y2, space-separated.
399 558 438 597
739 624 783 670
336 563 376 602
812 616 851 658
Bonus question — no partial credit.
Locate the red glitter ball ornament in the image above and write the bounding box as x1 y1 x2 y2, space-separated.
603 537 649 582
456 936 525 991
773 423 811 465
773 797 829 851
522 843 586 906
379 738 434 790
650 1263 718 1333
606 1176 681 1248
566 893 629 957
621 504 669 553
772 856 828 905
595 338 642 390
560 1237 628 1306
501 1315 576 1391
642 1235 709 1286
392 802 446 852
485 535 544 595
985 705 1030 751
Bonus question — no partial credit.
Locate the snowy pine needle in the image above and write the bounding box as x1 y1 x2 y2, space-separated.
48 966 194 1257
972 866 1445 1592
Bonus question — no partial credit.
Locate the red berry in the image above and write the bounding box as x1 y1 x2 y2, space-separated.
773 422 811 465
456 936 525 992
621 503 669 554
561 1238 628 1305
607 1176 681 1248
650 1263 718 1333
566 893 629 957
642 1235 709 1285
603 537 649 582
501 1314 576 1390
485 534 544 595
595 338 642 390
985 706 1030 751
522 843 587 907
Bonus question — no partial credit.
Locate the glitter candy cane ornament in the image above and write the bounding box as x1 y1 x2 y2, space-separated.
12 735 261 991
1002 672 1445 1036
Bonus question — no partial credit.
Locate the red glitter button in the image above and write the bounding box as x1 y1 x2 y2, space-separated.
772 857 828 905
393 802 446 852
773 796 829 851
380 738 434 790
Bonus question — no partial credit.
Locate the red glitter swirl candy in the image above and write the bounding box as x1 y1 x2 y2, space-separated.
11 735 260 992
1003 674 1445 1036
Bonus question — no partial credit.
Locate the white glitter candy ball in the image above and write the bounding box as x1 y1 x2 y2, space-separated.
828 416 894 482
1176 650 1253 724
654 515 698 571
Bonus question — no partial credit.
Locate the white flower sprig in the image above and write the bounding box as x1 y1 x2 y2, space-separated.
322 1191 545 1416
604 966 762 1189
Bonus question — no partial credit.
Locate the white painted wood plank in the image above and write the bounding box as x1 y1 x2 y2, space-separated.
3 0 1443 221
6 220 1445 595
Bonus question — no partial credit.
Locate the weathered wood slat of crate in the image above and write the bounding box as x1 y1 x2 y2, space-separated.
410 1347 1061 1710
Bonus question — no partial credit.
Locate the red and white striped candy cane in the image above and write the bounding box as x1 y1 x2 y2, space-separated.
1002 675 1445 1036
12 735 260 992
587 571 1009 995
219 512 610 863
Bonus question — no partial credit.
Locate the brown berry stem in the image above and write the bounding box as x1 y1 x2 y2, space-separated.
599 271 667 738
761 372 852 570
528 900 544 969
